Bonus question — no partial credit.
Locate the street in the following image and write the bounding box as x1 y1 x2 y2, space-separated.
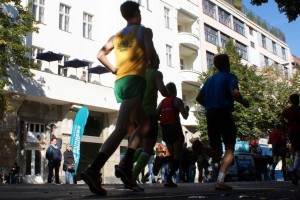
0 181 299 200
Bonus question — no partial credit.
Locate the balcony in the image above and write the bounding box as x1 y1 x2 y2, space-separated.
180 70 201 85
5 68 118 112
176 0 199 18
178 32 199 51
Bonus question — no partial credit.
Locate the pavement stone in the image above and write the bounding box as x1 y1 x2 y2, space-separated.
0 181 299 200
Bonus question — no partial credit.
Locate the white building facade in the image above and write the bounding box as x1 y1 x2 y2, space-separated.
1 0 294 184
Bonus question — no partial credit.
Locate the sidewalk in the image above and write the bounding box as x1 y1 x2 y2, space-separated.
0 181 299 200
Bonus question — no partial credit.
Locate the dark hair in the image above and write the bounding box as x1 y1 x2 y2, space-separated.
213 54 230 71
192 140 203 152
289 93 299 105
166 82 176 95
120 1 140 20
50 136 57 141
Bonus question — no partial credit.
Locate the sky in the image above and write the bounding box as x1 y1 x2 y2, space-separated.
243 0 300 57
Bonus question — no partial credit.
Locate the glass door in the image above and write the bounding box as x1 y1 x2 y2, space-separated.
25 149 44 183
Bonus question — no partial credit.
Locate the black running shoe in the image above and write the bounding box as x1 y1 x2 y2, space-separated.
115 164 138 187
80 167 107 195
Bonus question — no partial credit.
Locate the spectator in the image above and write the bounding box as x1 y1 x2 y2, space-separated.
9 162 20 184
46 137 62 184
63 144 77 184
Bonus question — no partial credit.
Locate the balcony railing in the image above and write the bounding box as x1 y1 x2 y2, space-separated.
224 0 286 42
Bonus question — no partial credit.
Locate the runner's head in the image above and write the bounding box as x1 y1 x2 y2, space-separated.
214 54 230 72
120 1 141 23
166 82 177 97
289 93 299 105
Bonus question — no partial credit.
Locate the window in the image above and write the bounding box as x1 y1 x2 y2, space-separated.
262 35 266 48
180 59 184 70
204 24 218 45
284 66 289 79
220 33 229 49
264 56 269 66
233 18 244 36
59 4 70 31
166 45 172 67
164 7 170 28
250 42 255 48
272 41 277 55
249 27 253 35
218 8 231 27
203 0 216 19
83 13 93 39
236 41 248 60
26 122 45 144
33 0 45 22
206 51 214 69
146 0 151 10
282 47 286 60
58 55 70 76
31 47 43 70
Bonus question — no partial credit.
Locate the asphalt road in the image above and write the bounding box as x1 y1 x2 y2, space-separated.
0 181 299 200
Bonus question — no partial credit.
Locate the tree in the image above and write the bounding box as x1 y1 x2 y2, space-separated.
0 1 39 120
251 0 300 22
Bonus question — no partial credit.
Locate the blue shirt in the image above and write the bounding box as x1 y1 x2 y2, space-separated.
200 71 238 111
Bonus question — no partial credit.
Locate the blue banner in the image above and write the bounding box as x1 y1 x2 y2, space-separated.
70 106 89 171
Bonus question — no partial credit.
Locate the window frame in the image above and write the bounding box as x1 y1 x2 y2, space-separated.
166 45 172 67
204 24 218 45
206 51 214 69
218 8 231 28
83 13 93 39
233 17 245 36
32 0 45 22
59 4 71 32
164 7 170 28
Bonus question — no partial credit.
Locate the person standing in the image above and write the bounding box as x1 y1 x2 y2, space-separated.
80 1 157 195
268 124 288 180
9 162 20 184
196 54 249 190
158 82 190 187
279 93 300 185
46 137 62 184
63 144 77 184
140 153 156 183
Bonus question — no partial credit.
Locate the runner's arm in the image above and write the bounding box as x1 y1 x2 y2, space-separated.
143 28 157 66
174 98 189 120
154 70 170 97
97 35 117 74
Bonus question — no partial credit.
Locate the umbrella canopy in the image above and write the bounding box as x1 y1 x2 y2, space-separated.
64 59 89 68
36 51 63 62
88 65 109 74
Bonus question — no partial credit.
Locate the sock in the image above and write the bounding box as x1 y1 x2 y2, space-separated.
90 152 109 172
217 172 225 183
212 162 220 181
294 156 300 172
133 148 143 163
167 159 180 180
133 152 150 178
122 148 136 165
